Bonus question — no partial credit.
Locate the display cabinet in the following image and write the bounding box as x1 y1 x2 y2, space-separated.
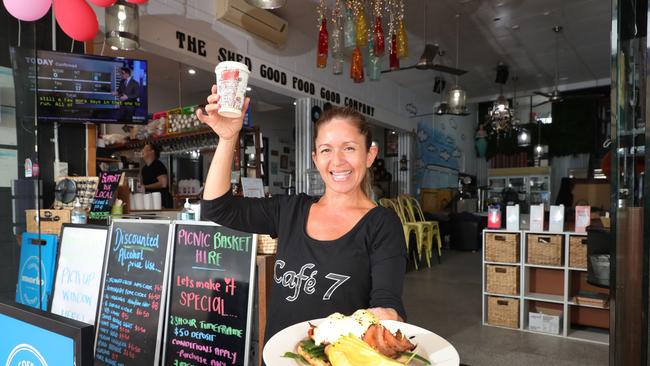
487 167 551 212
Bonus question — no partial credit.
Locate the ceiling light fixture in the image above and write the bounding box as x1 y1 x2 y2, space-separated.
188 68 196 75
246 87 252 91
105 0 139 51
487 64 515 137
446 14 467 115
517 128 530 146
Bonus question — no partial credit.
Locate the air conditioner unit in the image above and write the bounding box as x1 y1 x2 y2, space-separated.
215 0 289 46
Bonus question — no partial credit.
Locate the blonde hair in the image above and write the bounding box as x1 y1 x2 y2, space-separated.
313 106 374 198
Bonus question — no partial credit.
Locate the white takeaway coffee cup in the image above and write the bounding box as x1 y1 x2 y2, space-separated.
214 61 250 118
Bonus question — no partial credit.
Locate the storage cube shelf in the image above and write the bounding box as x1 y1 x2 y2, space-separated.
482 229 610 345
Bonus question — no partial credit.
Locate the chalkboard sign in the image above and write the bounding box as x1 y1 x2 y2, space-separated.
89 171 123 222
162 222 257 366
51 224 109 325
94 219 172 366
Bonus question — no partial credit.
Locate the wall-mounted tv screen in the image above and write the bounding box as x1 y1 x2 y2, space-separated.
10 47 148 124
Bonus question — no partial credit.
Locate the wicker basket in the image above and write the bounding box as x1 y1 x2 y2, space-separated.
485 233 520 263
257 234 278 254
486 265 520 295
487 296 519 329
527 234 563 266
569 235 588 268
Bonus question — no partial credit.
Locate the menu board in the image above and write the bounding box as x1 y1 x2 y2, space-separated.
89 171 123 222
94 219 172 366
163 222 257 366
51 224 109 325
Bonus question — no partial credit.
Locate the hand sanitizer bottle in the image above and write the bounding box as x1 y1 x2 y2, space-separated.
180 198 195 221
71 198 87 224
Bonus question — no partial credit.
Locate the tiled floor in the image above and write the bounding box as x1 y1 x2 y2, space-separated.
402 250 609 366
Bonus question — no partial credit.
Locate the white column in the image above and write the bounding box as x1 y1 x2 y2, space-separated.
295 98 322 194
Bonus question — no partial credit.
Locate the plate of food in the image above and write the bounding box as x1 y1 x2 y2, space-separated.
263 310 459 366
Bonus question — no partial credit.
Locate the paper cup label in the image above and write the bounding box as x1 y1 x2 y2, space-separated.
216 65 249 117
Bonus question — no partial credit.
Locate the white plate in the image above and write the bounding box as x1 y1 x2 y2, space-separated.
263 319 460 366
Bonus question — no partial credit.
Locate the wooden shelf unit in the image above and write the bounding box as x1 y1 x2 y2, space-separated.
482 229 610 345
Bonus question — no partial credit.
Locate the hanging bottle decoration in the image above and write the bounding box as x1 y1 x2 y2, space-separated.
355 9 367 47
397 20 408 59
373 16 385 56
343 3 356 51
368 38 381 81
351 46 364 83
330 0 344 75
396 0 407 59
364 38 373 76
332 58 344 75
317 18 329 68
389 33 399 70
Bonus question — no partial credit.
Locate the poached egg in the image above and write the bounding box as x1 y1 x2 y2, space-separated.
312 310 379 346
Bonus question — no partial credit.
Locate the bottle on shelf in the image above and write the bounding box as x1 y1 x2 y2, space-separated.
71 198 87 224
180 198 195 221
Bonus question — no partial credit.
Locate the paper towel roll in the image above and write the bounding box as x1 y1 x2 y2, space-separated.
144 193 153 210
152 192 162 210
132 193 144 210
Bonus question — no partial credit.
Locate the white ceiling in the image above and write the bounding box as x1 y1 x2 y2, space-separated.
273 0 611 101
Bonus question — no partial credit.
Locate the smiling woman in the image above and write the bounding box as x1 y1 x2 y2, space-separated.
197 84 408 345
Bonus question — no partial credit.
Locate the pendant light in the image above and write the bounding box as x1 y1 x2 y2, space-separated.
416 2 437 70
515 78 530 146
447 14 467 114
105 0 139 50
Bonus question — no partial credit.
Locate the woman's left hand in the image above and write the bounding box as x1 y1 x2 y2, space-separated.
368 307 403 321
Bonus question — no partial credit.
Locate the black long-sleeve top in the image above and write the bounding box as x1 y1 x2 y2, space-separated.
201 192 408 342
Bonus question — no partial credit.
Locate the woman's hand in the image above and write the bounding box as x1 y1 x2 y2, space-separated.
196 84 250 141
368 307 403 322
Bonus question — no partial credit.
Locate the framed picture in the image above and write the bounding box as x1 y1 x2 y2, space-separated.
384 129 399 157
283 146 291 154
280 155 289 170
271 150 279 156
271 162 278 175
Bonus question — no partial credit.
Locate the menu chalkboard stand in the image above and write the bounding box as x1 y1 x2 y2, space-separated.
94 219 173 366
89 171 123 225
162 221 258 366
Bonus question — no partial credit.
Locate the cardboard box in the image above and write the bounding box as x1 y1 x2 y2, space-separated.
25 209 71 235
529 307 562 334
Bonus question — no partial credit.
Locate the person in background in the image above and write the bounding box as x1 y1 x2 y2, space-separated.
197 85 407 344
113 66 140 122
141 143 172 208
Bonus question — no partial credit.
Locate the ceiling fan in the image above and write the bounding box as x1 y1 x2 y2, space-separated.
381 43 468 76
381 2 468 76
533 26 606 107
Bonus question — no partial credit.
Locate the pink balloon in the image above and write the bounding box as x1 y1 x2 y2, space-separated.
3 0 52 21
126 0 148 3
53 0 99 42
87 0 116 6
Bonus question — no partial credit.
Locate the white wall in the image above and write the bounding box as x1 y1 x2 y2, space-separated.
414 103 487 191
